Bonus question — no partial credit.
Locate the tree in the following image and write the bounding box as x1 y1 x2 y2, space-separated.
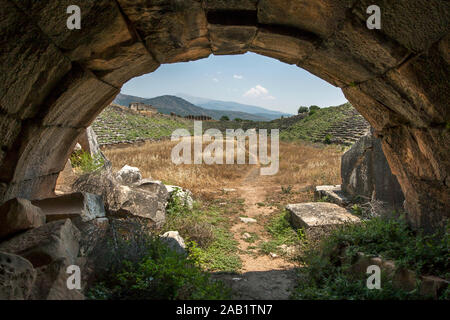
308 105 320 116
234 118 243 122
220 115 230 121
298 106 308 114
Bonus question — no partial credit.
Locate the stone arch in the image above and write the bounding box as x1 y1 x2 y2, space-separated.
0 0 448 232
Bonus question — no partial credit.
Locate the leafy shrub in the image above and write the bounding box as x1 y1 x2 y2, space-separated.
70 150 104 173
86 221 230 300
323 133 332 144
220 115 230 121
298 106 309 114
292 217 449 300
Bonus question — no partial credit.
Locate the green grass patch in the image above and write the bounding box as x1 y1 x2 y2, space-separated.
292 217 449 300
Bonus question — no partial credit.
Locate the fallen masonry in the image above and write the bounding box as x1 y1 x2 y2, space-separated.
286 202 360 230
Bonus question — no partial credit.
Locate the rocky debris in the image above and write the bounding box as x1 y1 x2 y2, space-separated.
116 165 142 185
0 198 46 240
0 219 84 300
269 252 278 258
32 192 105 223
240 217 257 224
160 231 186 255
166 185 194 210
348 252 449 299
314 185 350 207
135 179 169 202
0 219 81 268
0 251 36 300
222 188 236 193
29 257 84 300
76 217 109 257
74 143 82 152
341 130 405 211
73 164 168 227
286 202 360 230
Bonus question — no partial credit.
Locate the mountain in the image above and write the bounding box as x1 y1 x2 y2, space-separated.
177 93 292 120
113 93 271 121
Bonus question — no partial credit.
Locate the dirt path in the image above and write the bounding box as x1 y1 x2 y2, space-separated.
215 165 298 300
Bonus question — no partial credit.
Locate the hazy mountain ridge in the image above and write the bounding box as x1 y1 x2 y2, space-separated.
177 93 292 120
113 93 271 121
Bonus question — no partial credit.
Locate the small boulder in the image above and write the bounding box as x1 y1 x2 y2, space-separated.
116 165 142 185
0 198 46 240
160 231 186 255
166 185 194 209
0 251 36 300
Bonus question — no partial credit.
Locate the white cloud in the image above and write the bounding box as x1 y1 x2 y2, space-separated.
212 78 219 83
233 74 243 79
243 85 274 100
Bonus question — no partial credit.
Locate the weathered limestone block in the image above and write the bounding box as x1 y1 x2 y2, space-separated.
353 0 450 53
341 130 405 209
0 219 81 268
286 202 360 230
40 65 119 128
251 28 316 64
257 0 354 38
0 0 72 119
73 165 168 227
76 217 109 257
1 125 84 186
85 42 160 87
31 192 106 223
0 251 36 300
0 198 45 240
160 231 186 255
13 0 134 63
77 127 101 157
117 0 212 63
116 165 142 185
208 24 257 55
29 257 84 300
314 185 350 206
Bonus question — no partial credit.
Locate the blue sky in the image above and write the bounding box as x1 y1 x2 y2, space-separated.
121 52 347 114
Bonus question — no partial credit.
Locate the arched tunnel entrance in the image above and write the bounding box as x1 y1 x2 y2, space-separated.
0 0 448 236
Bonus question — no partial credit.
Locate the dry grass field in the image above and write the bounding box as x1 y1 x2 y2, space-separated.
103 138 343 195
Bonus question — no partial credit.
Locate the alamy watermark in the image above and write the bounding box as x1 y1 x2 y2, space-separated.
171 121 279 175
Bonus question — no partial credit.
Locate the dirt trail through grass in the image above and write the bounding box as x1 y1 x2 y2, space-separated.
216 164 298 300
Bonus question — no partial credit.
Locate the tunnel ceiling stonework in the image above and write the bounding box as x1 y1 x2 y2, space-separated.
0 0 448 232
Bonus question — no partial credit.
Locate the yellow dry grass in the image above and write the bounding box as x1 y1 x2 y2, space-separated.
103 138 343 194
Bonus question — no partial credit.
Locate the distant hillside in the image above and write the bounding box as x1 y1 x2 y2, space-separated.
113 93 270 121
202 103 370 146
280 103 370 145
92 104 193 145
177 93 292 120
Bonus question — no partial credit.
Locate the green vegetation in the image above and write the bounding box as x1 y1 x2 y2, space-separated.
220 115 230 121
86 226 230 300
292 217 449 300
259 211 302 255
70 150 105 173
92 105 193 145
161 193 242 272
298 106 309 114
281 102 365 143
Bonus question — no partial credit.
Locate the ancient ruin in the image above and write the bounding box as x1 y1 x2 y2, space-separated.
0 1 448 234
